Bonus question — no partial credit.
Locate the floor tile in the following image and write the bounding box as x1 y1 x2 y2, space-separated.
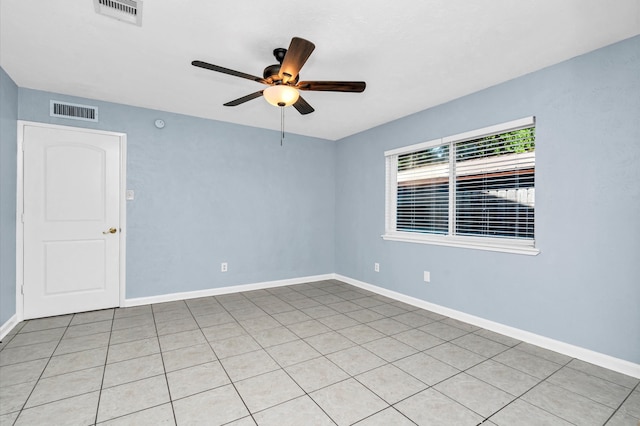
393 328 445 351
194 311 235 328
112 314 154 332
490 399 573 426
521 381 614 425
395 388 484 425
337 324 385 344
107 337 160 364
166 361 229 399
235 369 304 413
15 391 99 426
155 317 199 336
326 301 362 314
266 339 321 367
310 378 388 426
0 359 48 387
64 320 112 338
42 346 107 377
354 407 415 425
301 305 339 319
54 331 110 355
327 346 386 376
102 353 164 388
362 336 417 362
317 313 361 330
345 309 385 323
110 325 157 345
161 343 217 372
0 411 19 426
253 395 334 426
287 320 331 338
6 327 65 348
250 326 298 348
473 328 521 347
426 342 486 370
466 359 540 396
70 309 114 326
452 333 510 357
515 342 572 365
493 348 563 379
420 321 470 340
356 364 427 404
434 372 515 417
113 305 152 319
19 316 71 333
97 403 175 425
0 340 58 367
201 322 247 342
272 310 313 326
304 331 356 355
566 359 639 389
220 349 280 382
393 352 460 385
285 357 350 392
97 375 170 422
366 318 412 335
547 366 632 408
172 384 249 425
369 303 408 317
0 381 36 415
158 329 206 352
210 334 261 359
26 366 103 407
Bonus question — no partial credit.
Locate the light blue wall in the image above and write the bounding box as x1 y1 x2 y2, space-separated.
0 67 18 325
335 35 640 363
17 89 336 299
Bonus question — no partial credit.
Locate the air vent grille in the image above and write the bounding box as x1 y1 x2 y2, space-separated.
94 0 143 26
50 101 99 122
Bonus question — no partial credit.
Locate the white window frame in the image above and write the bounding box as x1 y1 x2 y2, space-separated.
383 116 539 255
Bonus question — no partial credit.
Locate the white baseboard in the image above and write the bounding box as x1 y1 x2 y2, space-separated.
124 274 335 307
335 274 640 379
0 314 19 342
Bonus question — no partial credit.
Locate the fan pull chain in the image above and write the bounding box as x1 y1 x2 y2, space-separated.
280 106 285 146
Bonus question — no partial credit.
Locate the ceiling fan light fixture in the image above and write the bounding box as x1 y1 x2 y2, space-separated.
263 85 299 107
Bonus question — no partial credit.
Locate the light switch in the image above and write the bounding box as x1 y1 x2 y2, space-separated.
126 190 135 200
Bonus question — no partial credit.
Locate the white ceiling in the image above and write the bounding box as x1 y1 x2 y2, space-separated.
1 1 639 140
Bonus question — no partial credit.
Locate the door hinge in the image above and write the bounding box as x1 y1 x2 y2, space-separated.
21 285 24 295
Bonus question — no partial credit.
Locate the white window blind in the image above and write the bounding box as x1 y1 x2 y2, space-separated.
384 117 538 255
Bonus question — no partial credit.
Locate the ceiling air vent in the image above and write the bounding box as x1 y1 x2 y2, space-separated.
50 100 99 122
94 0 143 26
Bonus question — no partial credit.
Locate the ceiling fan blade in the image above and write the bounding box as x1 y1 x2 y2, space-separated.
223 91 264 106
296 81 366 92
279 37 316 84
192 60 268 84
293 96 315 115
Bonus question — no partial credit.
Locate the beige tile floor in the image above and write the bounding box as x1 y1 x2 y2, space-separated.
0 280 638 425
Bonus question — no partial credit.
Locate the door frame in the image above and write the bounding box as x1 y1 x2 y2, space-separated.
16 121 127 321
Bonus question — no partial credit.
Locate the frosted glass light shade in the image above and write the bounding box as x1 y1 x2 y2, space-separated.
263 85 299 107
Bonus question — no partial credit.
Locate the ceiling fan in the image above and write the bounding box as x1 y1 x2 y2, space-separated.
191 37 366 115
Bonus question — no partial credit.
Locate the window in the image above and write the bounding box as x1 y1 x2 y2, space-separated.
384 117 538 255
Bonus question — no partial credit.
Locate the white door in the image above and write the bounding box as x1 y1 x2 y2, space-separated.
23 125 121 319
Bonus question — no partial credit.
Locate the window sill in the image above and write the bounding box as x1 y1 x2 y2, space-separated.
381 232 540 256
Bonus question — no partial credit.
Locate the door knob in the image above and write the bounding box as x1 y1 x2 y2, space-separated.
103 227 118 234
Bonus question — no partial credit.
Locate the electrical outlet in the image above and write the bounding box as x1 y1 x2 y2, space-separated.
221 262 228 272
374 263 380 272
424 271 430 282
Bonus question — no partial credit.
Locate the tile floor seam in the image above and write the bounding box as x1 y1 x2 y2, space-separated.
11 316 73 422
92 308 115 425
151 304 181 426
184 298 257 425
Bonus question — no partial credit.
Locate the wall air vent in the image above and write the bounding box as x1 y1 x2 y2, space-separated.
50 101 99 122
94 0 143 26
